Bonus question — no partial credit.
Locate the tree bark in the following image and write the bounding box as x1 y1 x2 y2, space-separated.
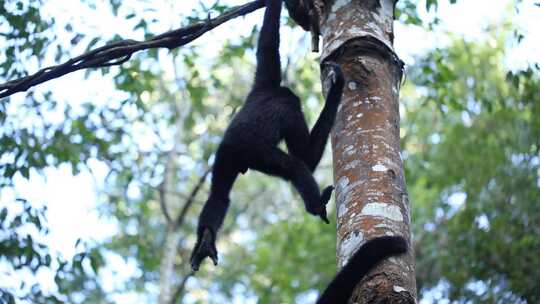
158 133 184 304
319 0 416 302
158 226 183 304
158 79 193 304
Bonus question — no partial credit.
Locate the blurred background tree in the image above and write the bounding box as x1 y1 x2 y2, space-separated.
0 0 538 303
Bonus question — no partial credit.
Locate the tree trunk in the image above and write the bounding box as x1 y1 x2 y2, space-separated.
319 0 416 302
158 149 183 304
158 227 182 304
158 77 193 304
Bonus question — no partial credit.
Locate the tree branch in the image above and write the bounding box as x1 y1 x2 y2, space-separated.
158 188 174 225
170 270 195 304
173 166 212 229
0 0 264 99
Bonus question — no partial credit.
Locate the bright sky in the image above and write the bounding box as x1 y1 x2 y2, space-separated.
1 0 539 303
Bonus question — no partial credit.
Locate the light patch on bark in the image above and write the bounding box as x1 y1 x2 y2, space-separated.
358 127 387 134
372 134 387 142
361 202 403 222
344 145 356 156
388 256 412 272
336 175 351 218
337 176 350 192
348 81 358 90
342 181 363 198
338 200 348 218
374 222 395 229
382 157 400 169
372 163 387 172
339 231 364 266
365 190 385 197
378 141 394 152
332 0 349 13
393 285 406 293
344 159 362 170
336 180 364 209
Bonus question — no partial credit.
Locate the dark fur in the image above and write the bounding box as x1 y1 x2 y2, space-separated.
190 0 344 271
284 0 312 31
316 236 408 304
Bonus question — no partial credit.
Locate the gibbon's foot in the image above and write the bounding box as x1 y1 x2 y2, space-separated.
190 228 218 271
314 185 333 224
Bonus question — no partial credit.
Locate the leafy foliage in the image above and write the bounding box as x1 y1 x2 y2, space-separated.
405 33 540 302
0 199 106 303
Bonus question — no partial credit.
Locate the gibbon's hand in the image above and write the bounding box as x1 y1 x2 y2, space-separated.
322 61 345 103
314 185 333 224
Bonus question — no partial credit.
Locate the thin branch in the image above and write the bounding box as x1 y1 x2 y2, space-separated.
158 178 173 225
0 0 264 99
171 270 195 304
173 166 212 228
159 149 184 225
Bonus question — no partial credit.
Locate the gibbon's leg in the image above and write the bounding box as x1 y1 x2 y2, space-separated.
250 147 332 223
283 109 311 164
191 146 239 271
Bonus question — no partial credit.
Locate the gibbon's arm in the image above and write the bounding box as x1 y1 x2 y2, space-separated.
252 0 282 91
304 62 344 171
285 62 345 172
316 236 408 304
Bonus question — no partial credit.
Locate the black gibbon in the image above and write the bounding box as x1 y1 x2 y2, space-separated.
190 0 343 271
